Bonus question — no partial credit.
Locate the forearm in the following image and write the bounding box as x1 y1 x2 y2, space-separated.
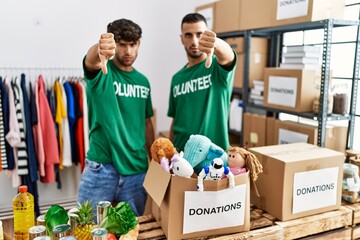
84 43 103 72
214 38 235 67
145 118 155 158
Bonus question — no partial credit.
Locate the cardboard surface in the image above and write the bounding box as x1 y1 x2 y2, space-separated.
249 143 344 221
226 37 268 88
195 3 216 31
215 0 241 33
243 112 267 148
271 0 345 27
144 161 250 239
263 68 319 112
273 120 348 152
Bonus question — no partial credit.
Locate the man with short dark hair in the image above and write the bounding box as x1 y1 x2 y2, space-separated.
168 13 237 152
78 18 154 218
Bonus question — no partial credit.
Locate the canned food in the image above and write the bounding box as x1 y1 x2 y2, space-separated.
29 225 46 240
96 201 111 224
33 236 51 240
68 213 78 235
52 224 71 240
59 236 78 240
36 215 46 226
90 228 108 240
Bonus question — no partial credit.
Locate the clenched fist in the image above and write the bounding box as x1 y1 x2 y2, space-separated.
98 33 116 74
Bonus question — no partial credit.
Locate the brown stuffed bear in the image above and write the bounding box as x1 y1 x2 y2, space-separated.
150 137 177 172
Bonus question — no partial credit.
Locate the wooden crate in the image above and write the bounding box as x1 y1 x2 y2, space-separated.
137 206 281 240
138 206 353 240
275 206 352 240
343 201 360 239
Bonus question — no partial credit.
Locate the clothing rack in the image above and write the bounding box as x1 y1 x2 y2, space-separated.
0 66 83 83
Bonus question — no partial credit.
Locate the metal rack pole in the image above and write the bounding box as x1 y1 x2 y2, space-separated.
318 19 333 147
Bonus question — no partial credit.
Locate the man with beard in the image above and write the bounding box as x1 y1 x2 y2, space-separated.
78 19 154 218
167 13 237 152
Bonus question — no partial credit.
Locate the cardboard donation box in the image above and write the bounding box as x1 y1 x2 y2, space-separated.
264 68 318 112
144 161 250 239
249 143 344 221
226 37 268 89
195 3 216 31
272 0 345 27
274 119 348 152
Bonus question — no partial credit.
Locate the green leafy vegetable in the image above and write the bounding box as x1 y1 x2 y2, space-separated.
44 205 69 235
99 202 138 237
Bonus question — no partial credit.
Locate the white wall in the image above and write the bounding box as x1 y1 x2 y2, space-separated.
0 0 214 211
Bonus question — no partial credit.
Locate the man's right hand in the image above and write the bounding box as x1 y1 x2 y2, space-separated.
98 33 116 74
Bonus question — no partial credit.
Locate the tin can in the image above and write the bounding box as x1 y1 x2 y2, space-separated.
29 225 46 240
36 215 46 226
59 236 78 240
68 212 78 235
33 236 51 240
52 224 71 240
90 228 108 240
96 201 111 224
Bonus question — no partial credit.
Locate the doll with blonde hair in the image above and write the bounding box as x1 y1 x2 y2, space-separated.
227 146 263 182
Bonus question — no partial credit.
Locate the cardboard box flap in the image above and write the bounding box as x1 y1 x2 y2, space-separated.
144 160 171 207
251 143 344 163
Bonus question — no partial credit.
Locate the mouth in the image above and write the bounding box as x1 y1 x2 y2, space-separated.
123 56 133 61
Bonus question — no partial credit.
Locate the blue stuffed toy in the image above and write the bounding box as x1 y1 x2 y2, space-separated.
183 134 228 174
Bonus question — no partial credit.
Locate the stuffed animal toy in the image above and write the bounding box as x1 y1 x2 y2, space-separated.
197 158 235 191
169 151 194 178
150 137 177 172
227 146 263 181
183 134 228 175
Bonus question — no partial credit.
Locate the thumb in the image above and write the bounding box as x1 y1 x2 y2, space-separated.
205 52 213 68
99 54 108 75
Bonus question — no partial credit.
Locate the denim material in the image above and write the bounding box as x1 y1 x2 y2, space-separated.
77 159 147 222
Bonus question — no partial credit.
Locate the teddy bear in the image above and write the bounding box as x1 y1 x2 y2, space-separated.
183 134 228 175
150 137 177 172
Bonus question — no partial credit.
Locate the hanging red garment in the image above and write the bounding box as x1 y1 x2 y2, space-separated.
37 75 59 183
75 82 85 172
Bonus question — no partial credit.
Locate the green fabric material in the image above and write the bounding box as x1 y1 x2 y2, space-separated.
167 52 237 152
84 59 153 175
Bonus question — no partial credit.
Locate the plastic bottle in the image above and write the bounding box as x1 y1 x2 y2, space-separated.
13 185 35 240
230 96 241 131
0 220 4 240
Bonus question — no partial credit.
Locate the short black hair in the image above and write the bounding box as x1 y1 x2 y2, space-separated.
107 19 142 43
181 13 207 28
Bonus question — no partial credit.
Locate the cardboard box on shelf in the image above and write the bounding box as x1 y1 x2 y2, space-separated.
215 0 241 33
226 37 268 88
238 0 345 30
195 2 216 32
144 161 250 239
243 112 267 148
239 0 274 30
243 113 278 147
274 119 348 153
249 142 344 221
263 68 319 112
271 0 345 27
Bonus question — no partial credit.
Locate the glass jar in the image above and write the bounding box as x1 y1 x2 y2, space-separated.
342 163 360 203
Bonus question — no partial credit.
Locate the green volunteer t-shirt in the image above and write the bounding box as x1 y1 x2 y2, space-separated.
167 53 237 152
84 59 153 175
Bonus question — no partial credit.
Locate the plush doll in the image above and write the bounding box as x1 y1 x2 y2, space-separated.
183 134 228 175
227 146 263 181
169 151 194 178
197 158 235 191
150 137 177 172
